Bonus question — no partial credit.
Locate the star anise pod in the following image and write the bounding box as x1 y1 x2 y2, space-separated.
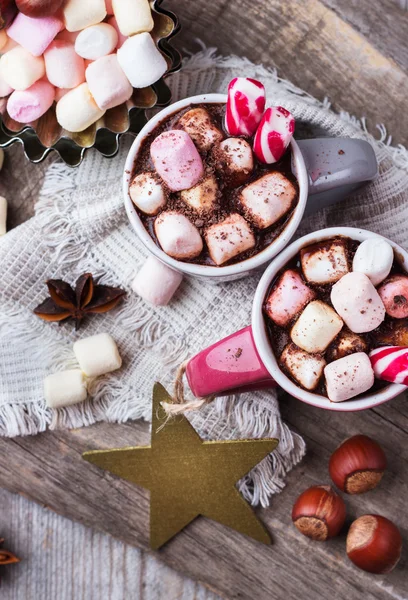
34 273 126 330
0 538 20 566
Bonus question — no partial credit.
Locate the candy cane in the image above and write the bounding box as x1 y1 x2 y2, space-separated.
225 77 266 137
253 106 295 164
369 346 408 385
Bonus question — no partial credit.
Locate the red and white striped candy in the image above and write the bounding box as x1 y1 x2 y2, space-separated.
370 346 408 385
253 106 295 164
225 77 266 137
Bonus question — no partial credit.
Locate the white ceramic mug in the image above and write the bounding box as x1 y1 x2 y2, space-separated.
123 94 378 282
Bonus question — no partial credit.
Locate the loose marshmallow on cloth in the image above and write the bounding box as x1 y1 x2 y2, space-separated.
129 172 166 215
0 47 45 91
225 77 265 137
352 238 394 286
378 275 408 319
0 196 7 235
180 175 218 213
0 72 13 98
300 238 349 284
73 332 122 378
370 346 408 385
331 272 385 333
75 23 118 59
216 138 253 187
56 82 105 132
178 107 224 152
205 213 255 266
132 256 183 306
44 369 88 409
150 130 203 192
7 13 62 57
112 0 154 36
44 40 85 89
154 211 203 260
63 0 107 32
291 300 343 354
324 352 374 402
265 269 316 327
280 343 326 391
107 16 127 48
240 172 297 229
86 54 133 110
117 33 167 88
7 80 55 123
253 106 295 164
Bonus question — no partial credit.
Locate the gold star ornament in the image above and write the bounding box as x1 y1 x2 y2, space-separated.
83 383 278 549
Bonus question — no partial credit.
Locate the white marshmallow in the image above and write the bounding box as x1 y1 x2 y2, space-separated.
291 300 343 354
131 256 183 306
240 172 297 229
300 238 349 284
117 33 167 89
205 213 255 266
75 23 118 60
154 211 203 260
324 353 374 402
112 0 154 36
63 0 107 32
178 107 224 152
217 138 253 186
180 175 218 213
129 172 166 215
331 272 385 333
280 343 326 391
0 196 7 236
56 83 105 132
0 47 45 91
352 237 394 287
73 332 122 377
44 369 88 409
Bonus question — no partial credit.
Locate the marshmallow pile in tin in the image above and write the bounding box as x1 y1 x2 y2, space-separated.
265 236 408 402
0 0 167 132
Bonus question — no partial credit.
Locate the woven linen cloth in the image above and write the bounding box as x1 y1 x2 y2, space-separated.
1 48 408 507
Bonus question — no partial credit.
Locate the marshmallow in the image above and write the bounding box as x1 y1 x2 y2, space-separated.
291 300 343 354
129 172 166 215
7 80 55 123
180 175 218 213
112 0 154 36
150 130 204 192
154 211 203 260
370 346 408 385
300 239 349 284
324 353 374 402
378 275 408 319
0 47 45 91
73 332 122 377
280 343 326 391
0 72 13 97
63 0 107 32
0 196 7 235
56 83 105 132
205 213 255 266
44 40 85 89
225 77 266 137
0 29 8 51
264 269 316 327
117 33 167 88
216 138 253 187
107 16 127 48
7 13 62 57
253 106 295 164
326 330 367 362
240 172 297 229
178 107 224 152
331 272 385 333
44 369 88 409
131 256 183 306
86 54 132 110
352 238 394 286
75 23 118 60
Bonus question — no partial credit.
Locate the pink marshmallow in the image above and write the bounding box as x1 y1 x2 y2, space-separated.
225 77 265 137
253 106 295 164
331 272 385 333
378 275 408 319
7 13 63 57
7 80 55 123
265 269 316 327
107 16 127 48
44 41 85 89
86 54 133 110
131 256 183 306
150 130 204 192
324 353 374 402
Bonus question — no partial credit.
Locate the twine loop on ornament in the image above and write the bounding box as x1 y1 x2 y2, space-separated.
161 360 215 415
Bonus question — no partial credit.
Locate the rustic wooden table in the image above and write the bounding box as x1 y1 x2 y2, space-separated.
1 1 408 599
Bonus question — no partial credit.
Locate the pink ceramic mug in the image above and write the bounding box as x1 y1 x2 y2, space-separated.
185 227 408 412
